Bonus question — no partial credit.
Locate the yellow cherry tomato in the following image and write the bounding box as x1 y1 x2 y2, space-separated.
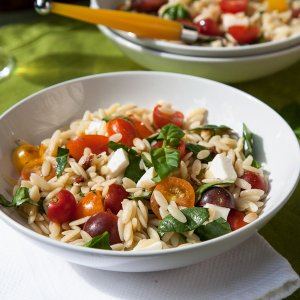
267 0 288 12
12 144 40 172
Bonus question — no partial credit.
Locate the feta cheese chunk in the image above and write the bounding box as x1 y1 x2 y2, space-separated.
204 203 230 221
107 148 129 177
209 154 237 181
222 13 249 31
136 167 156 189
85 121 106 135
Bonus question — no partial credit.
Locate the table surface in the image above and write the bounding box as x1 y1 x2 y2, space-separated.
0 10 299 299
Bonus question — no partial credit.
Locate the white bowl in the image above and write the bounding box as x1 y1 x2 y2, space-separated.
92 0 300 58
99 27 300 83
0 72 299 272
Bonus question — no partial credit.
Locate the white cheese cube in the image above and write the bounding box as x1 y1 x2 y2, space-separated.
222 13 249 31
107 148 129 177
136 167 156 188
85 121 106 135
209 154 237 181
204 203 230 221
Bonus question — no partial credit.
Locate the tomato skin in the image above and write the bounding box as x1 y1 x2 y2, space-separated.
48 190 77 224
150 176 195 219
66 135 108 161
131 0 167 12
76 191 104 219
12 144 40 172
130 118 154 139
153 105 184 129
83 211 121 244
153 140 186 160
241 171 267 192
227 209 247 230
195 18 221 36
228 25 260 44
220 0 248 13
107 118 137 147
104 184 129 215
20 159 56 181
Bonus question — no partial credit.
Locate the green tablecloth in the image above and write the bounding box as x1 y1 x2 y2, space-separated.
0 14 299 298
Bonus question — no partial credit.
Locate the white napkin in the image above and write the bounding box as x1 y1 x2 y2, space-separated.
0 219 299 300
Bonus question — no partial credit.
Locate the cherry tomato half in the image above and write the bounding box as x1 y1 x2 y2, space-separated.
130 118 154 139
20 159 56 181
153 140 186 160
47 189 77 224
76 191 104 219
107 118 137 147
228 25 260 44
227 209 247 230
104 184 129 215
150 176 195 219
153 105 184 129
220 0 248 13
131 0 167 12
66 135 108 161
195 18 221 36
241 171 267 192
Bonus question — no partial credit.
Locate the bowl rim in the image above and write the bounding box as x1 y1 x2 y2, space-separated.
1 71 299 257
102 27 300 62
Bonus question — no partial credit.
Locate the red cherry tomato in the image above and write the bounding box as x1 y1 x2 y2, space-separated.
153 105 184 129
241 171 267 192
153 140 186 160
131 0 167 12
104 184 129 215
227 209 247 230
107 118 137 147
220 0 248 13
48 189 77 224
76 191 104 219
194 18 221 36
228 25 260 44
130 118 154 139
66 135 108 161
83 211 121 245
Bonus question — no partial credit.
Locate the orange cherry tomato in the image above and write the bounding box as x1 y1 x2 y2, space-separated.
107 118 137 147
228 25 260 44
150 176 195 219
130 118 154 139
12 144 40 172
76 191 104 219
20 159 56 181
66 135 109 161
227 209 247 231
153 105 184 129
153 140 186 160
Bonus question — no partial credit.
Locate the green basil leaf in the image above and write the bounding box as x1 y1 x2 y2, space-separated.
108 141 144 182
157 207 209 236
84 231 111 250
243 123 253 157
252 159 262 169
157 123 184 147
185 143 214 162
0 187 38 208
141 153 153 168
56 147 69 177
151 148 180 182
128 190 152 200
162 4 189 20
188 125 232 136
195 218 231 241
146 133 159 144
196 181 235 201
102 116 131 122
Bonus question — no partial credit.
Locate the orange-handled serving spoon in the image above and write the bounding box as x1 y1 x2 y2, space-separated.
34 0 212 43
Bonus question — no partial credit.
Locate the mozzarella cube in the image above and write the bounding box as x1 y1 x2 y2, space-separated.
107 148 129 177
85 121 106 135
222 13 249 31
136 167 156 188
209 154 237 181
204 203 230 221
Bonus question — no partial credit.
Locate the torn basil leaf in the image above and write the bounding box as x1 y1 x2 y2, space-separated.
243 123 253 157
0 187 37 207
195 218 231 241
84 231 111 250
157 123 184 147
196 180 235 201
146 133 159 144
162 3 189 20
185 143 214 162
189 125 232 136
56 147 69 177
141 153 153 168
151 148 180 182
102 116 131 122
157 207 209 236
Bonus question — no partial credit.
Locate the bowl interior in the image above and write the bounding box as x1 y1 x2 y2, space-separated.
91 0 300 57
0 72 299 238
